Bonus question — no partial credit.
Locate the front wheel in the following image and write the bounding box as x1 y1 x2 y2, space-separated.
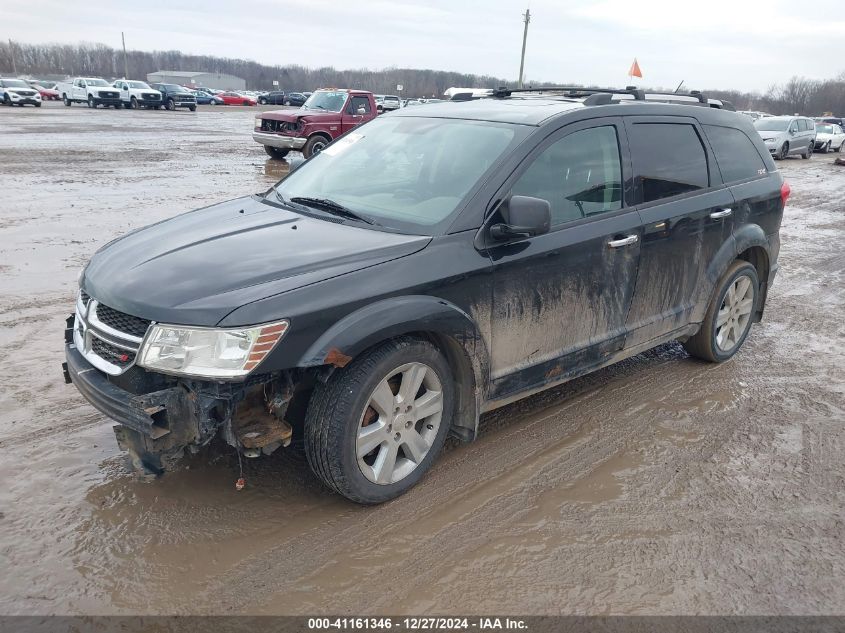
35 102 41 108
264 146 290 159
683 260 759 363
822 141 831 153
188 105 196 112
258 97 267 105
87 96 96 108
303 134 330 158
130 97 138 109
776 142 789 160
304 338 453 504
165 98 175 111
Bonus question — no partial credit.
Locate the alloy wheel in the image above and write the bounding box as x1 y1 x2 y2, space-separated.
356 362 443 485
715 274 754 352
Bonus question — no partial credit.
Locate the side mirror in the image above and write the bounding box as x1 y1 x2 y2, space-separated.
490 195 551 241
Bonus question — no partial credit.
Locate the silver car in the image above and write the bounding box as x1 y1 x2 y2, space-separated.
753 115 816 160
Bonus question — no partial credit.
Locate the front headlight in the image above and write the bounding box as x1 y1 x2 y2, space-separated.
137 320 289 378
255 117 263 129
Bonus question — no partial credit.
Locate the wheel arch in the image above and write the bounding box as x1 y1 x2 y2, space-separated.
693 223 770 323
297 295 489 441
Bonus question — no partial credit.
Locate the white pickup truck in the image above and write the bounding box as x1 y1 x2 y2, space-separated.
112 79 162 109
57 77 122 108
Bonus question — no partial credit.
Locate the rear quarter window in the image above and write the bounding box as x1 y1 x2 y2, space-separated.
628 122 709 204
704 125 768 184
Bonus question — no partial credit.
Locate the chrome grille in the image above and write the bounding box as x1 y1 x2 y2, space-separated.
73 291 151 376
142 92 160 100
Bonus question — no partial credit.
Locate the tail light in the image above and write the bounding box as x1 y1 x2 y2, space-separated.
780 181 791 206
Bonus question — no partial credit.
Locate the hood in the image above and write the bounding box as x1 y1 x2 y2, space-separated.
815 131 834 140
756 129 785 139
82 196 430 327
261 109 341 123
6 87 38 94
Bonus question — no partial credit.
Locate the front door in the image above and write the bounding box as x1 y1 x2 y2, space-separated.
486 118 642 398
622 116 735 348
341 96 372 133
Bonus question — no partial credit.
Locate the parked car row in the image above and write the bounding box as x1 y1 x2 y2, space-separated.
752 115 845 159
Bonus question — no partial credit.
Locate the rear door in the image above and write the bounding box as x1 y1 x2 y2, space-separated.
622 116 734 349
486 117 642 397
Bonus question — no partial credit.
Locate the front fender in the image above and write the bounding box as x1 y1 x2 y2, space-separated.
299 295 489 441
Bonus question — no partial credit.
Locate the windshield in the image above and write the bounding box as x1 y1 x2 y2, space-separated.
85 79 109 87
754 119 789 131
272 117 520 232
303 91 348 112
160 84 182 91
3 79 29 88
816 124 834 134
127 81 150 89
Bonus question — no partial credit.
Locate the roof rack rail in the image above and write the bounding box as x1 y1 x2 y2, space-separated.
490 85 734 110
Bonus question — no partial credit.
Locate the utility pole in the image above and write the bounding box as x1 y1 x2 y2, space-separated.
121 32 129 79
8 39 17 75
518 8 530 89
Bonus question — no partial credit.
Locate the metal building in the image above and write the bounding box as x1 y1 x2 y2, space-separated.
146 71 246 91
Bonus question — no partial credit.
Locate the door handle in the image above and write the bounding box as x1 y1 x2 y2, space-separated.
710 208 732 219
607 234 638 248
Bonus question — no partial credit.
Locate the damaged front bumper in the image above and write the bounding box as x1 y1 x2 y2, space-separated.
63 314 294 475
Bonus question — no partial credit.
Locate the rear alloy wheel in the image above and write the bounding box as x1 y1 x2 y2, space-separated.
683 260 759 363
264 146 290 160
304 338 453 504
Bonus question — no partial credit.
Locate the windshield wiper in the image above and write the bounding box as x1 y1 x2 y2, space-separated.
290 197 376 225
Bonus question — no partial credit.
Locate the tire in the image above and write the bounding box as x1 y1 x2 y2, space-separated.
683 260 759 363
776 143 788 160
155 105 163 110
264 146 290 159
35 102 41 108
130 97 138 110
87 95 96 108
63 95 71 106
822 141 831 154
165 98 175 111
303 134 331 158
188 105 196 112
802 142 812 159
304 337 454 504
283 99 290 106
243 100 250 106
258 97 267 105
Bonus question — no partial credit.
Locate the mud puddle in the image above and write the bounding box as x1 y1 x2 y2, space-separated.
1 105 844 615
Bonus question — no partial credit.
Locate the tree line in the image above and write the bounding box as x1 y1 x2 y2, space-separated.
1 40 843 113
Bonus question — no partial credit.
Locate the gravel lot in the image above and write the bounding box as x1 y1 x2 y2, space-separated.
0 101 843 616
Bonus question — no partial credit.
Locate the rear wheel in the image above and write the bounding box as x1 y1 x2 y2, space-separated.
802 142 812 159
304 338 453 504
264 146 290 159
63 95 71 106
683 260 759 363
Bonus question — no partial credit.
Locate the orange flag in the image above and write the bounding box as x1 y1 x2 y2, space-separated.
628 58 643 79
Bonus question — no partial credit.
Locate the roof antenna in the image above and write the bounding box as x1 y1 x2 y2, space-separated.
674 80 685 93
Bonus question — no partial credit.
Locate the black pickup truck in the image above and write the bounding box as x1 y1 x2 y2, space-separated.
149 83 197 111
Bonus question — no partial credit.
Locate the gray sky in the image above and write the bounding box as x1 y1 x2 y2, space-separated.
4 0 844 92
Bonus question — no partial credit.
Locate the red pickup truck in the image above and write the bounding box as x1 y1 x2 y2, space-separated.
254 89 378 159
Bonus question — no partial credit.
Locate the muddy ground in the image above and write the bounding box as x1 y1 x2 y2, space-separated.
0 101 843 616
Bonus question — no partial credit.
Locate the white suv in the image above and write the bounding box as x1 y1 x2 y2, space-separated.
0 78 42 107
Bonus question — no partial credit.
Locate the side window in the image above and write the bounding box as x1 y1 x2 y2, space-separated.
789 121 799 133
349 96 371 114
704 125 767 183
797 120 807 132
628 123 709 203
511 126 622 226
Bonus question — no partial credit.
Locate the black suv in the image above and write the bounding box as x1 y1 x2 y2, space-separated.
149 83 197 111
258 90 285 105
63 87 786 504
